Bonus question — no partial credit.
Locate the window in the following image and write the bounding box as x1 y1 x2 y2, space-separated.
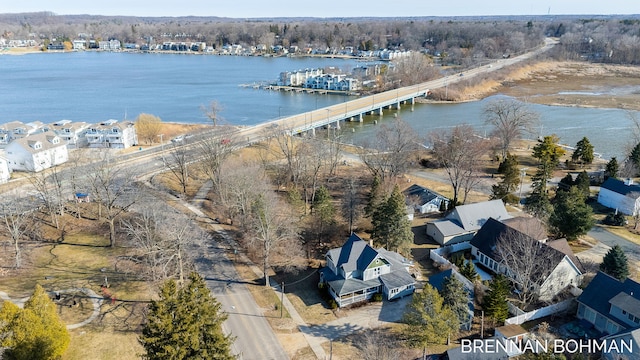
623 310 628 315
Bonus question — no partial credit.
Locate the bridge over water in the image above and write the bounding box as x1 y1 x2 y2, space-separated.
241 38 557 141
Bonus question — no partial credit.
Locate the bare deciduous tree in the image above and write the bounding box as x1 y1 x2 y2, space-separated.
27 164 65 229
0 200 36 269
246 188 304 286
494 224 557 308
201 100 224 127
358 330 401 360
483 99 539 159
429 124 491 205
358 119 420 184
166 143 190 194
341 177 362 234
218 161 270 228
88 151 139 247
197 126 236 199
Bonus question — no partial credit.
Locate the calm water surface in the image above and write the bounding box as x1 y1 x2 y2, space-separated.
1 52 636 159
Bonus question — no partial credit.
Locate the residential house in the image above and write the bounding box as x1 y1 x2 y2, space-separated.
319 233 415 307
50 120 89 148
4 131 69 172
403 183 449 215
86 120 138 149
597 178 640 215
470 217 583 302
0 153 11 183
429 268 475 330
601 327 640 360
0 121 42 146
426 199 512 245
577 271 640 336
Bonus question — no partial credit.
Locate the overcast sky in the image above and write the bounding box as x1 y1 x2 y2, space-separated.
2 0 639 18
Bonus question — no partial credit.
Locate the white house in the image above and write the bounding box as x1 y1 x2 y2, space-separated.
86 120 138 149
426 199 512 245
4 131 69 172
50 120 89 148
319 233 415 307
470 217 583 302
0 121 43 146
597 178 640 215
0 153 11 183
403 183 449 215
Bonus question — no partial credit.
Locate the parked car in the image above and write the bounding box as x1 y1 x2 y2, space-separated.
171 135 185 143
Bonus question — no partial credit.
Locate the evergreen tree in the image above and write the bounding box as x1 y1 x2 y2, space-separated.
630 142 640 174
572 137 594 166
371 185 414 255
459 260 479 282
0 284 70 360
364 175 383 218
496 153 520 192
483 274 510 323
403 284 459 356
600 245 630 281
526 135 565 219
140 272 234 360
549 186 595 241
605 157 619 179
440 275 472 329
312 185 336 241
575 170 591 199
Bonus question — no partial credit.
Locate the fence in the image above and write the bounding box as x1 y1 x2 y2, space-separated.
505 298 575 325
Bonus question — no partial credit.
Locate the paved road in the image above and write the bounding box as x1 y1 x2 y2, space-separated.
587 227 640 266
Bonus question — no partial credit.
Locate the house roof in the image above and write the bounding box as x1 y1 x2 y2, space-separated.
327 277 382 296
610 292 640 317
379 270 415 289
502 217 548 242
496 324 527 338
332 233 379 274
9 131 64 154
447 199 512 231
470 218 577 280
429 219 468 237
578 271 640 329
601 178 640 196
546 238 585 273
403 183 448 206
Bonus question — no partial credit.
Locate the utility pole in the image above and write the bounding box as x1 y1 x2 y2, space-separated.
158 134 165 164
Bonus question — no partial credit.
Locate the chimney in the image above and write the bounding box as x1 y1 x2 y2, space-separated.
625 178 634 186
369 239 373 247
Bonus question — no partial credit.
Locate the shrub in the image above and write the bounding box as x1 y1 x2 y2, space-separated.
328 299 338 309
604 212 626 226
372 293 383 302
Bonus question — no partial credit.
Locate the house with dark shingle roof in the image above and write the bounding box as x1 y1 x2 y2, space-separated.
319 233 415 307
577 271 640 336
426 199 512 245
470 217 583 302
403 183 449 215
598 178 640 216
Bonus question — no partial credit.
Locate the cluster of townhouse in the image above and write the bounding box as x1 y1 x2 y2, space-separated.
277 68 366 92
0 119 138 183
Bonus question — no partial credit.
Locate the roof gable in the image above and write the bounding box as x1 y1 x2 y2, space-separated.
601 178 640 196
335 233 379 274
403 184 447 206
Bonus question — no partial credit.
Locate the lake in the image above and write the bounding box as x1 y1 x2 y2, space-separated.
0 51 636 159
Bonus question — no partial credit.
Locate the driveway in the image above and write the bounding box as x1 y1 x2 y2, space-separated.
583 227 640 273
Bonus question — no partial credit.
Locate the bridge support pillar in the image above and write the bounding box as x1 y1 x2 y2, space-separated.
358 113 363 122
377 108 383 116
311 127 316 137
396 102 401 109
335 120 340 130
410 97 415 105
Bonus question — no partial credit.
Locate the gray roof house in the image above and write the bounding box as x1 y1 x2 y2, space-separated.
470 217 583 302
403 184 449 215
598 178 640 216
319 233 415 307
426 199 512 245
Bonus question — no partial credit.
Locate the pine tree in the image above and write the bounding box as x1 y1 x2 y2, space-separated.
403 284 459 356
371 185 414 254
526 135 564 219
575 170 590 199
630 143 640 173
364 175 383 218
140 272 235 360
600 245 630 281
312 185 336 241
572 137 594 166
440 275 472 329
460 260 479 282
605 157 619 179
549 186 595 241
496 153 520 192
0 284 70 360
483 274 510 323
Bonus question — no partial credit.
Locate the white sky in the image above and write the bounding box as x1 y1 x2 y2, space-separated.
2 0 639 18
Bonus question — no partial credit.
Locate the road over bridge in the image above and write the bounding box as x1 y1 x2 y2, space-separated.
236 38 557 143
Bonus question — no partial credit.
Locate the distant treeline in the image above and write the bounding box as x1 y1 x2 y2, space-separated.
2 12 640 65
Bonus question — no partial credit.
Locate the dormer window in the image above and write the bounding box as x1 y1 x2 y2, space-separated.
112 128 119 133
33 143 42 149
